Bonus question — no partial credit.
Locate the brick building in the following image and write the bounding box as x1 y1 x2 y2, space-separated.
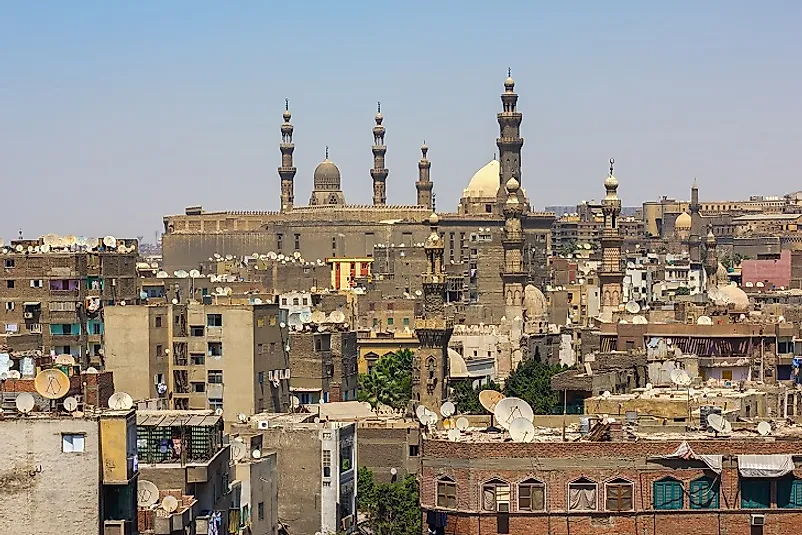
288 329 358 403
420 428 802 535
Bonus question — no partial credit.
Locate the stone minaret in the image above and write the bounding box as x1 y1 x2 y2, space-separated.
278 99 296 212
501 177 526 324
599 159 624 313
416 142 433 209
703 226 719 289
496 69 525 212
413 212 452 410
370 102 388 205
689 180 702 265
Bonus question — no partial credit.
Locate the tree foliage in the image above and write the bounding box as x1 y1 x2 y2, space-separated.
503 358 566 414
451 379 501 414
357 349 414 410
357 467 421 535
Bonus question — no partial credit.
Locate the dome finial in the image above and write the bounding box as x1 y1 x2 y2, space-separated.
325 145 329 160
285 98 289 111
432 192 437 213
609 158 615 177
377 101 381 113
508 67 511 78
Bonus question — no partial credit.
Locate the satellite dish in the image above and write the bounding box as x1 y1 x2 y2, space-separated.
509 417 536 443
287 313 302 329
215 408 224 416
231 439 247 461
175 270 189 279
108 391 134 410
697 315 713 325
632 315 648 324
267 251 277 260
40 244 50 253
293 251 302 259
645 383 653 390
299 310 313 323
625 301 641 314
440 401 456 417
34 369 70 399
54 354 76 366
253 298 263 305
137 480 160 506
223 287 232 296
390 467 398 476
15 392 35 413
677 370 691 386
493 397 534 429
329 310 346 323
415 405 427 422
290 396 300 409
426 411 439 426
311 311 326 323
707 413 732 435
7 370 20 379
86 367 99 374
757 421 771 436
237 412 248 423
479 390 505 413
63 396 78 412
447 429 461 442
15 244 23 252
103 236 117 248
161 496 179 513
602 391 612 399
456 416 469 431
189 269 201 278
156 271 169 279
670 369 682 385
251 449 262 459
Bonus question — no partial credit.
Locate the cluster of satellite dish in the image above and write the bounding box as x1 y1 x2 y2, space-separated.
286 309 346 331
10 367 80 415
207 251 328 269
0 235 135 255
137 479 182 514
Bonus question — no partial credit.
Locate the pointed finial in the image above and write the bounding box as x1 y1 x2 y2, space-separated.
432 192 437 213
285 98 289 111
325 146 329 159
377 101 381 113
508 67 511 78
493 152 497 161
609 158 615 176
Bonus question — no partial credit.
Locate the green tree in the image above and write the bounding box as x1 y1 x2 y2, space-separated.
451 379 501 414
358 349 414 410
503 358 566 414
357 467 421 535
675 286 691 296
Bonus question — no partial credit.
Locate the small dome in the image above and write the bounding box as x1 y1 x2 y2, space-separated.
283 110 292 122
605 174 619 190
448 348 469 379
429 213 440 226
505 76 515 89
314 159 341 186
463 160 500 198
506 177 520 193
675 212 692 230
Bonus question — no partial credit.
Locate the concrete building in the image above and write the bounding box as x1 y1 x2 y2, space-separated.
104 302 290 420
0 237 138 368
233 413 357 535
231 442 279 535
288 329 359 404
0 408 138 535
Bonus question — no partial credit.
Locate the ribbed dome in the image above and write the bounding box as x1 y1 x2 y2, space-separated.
675 212 692 230
463 160 500 198
313 159 341 188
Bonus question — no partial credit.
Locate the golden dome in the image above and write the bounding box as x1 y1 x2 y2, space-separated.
675 212 692 230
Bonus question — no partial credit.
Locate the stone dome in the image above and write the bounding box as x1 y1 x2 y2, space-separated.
675 212 692 230
463 160 500 198
524 284 547 319
448 348 469 379
718 283 750 312
313 159 341 189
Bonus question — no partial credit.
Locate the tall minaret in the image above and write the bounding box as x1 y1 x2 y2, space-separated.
501 177 526 323
413 212 452 410
496 69 525 212
703 226 719 289
599 159 624 314
370 102 388 205
689 180 702 265
278 99 296 212
416 142 433 209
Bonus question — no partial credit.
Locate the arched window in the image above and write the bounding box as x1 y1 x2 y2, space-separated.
653 477 683 510
605 478 634 511
482 478 511 512
568 477 598 511
436 476 456 509
777 476 802 509
518 478 545 511
689 476 719 509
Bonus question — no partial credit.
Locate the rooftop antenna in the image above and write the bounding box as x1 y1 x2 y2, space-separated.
432 192 437 213
18 228 23 240
509 417 536 443
285 98 289 111
493 397 534 430
137 480 160 507
757 421 771 436
479 389 505 432
325 146 329 159
15 392 35 414
108 391 134 410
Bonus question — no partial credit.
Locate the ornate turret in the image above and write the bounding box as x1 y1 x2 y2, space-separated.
599 159 624 313
416 142 433 209
501 177 526 318
413 212 452 410
703 226 719 288
278 99 296 212
495 69 525 212
309 147 346 206
370 102 388 205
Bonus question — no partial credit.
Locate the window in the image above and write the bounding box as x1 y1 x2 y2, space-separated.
62 434 85 453
409 444 419 457
302 297 309 306
653 477 683 510
281 297 288 306
778 476 802 509
270 316 277 326
258 502 265 521
605 479 634 511
741 479 771 509
30 279 43 288
340 446 352 472
323 450 332 477
155 344 163 357
403 317 410 326
208 370 223 384
518 479 545 511
257 343 263 354
191 354 205 365
568 478 598 511
387 317 394 326
437 477 457 509
387 302 394 311
292 297 299 306
4 259 14 268
206 314 222 327
155 316 163 328
6 280 14 289
209 398 223 411
192 382 206 393
482 479 511 512
257 317 265 327
4 302 13 311
208 342 223 357
689 476 719 509
294 233 300 250
190 325 205 337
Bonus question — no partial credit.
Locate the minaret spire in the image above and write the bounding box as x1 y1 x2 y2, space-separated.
689 180 702 265
599 158 624 315
278 99 296 212
370 101 388 205
496 70 525 212
416 141 433 209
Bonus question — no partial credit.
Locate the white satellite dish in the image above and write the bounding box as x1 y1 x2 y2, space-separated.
697 315 713 325
103 236 117 248
253 298 263 305
645 383 653 391
440 401 456 418
676 369 691 387
757 421 771 436
63 396 78 412
108 391 134 410
15 392 35 413
137 480 160 506
290 396 301 409
447 429 461 442
161 496 179 513
456 416 469 431
231 439 247 461
237 412 248 423
493 397 534 429
267 251 277 260
311 311 326 324
189 269 201 278
602 391 612 399
329 310 345 323
215 408 224 416
670 369 682 385
156 271 169 279
509 417 536 443
625 301 641 314
632 315 648 324
707 413 732 435
174 270 188 278
415 405 427 422
251 449 262 459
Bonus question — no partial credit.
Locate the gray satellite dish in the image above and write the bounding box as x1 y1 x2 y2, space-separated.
15 392 35 413
62 396 78 412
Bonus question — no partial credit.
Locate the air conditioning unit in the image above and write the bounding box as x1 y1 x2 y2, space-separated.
23 312 34 319
103 520 129 535
257 420 270 430
750 514 765 526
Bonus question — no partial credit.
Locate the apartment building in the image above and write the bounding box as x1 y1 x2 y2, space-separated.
288 329 359 404
0 238 138 367
104 302 290 420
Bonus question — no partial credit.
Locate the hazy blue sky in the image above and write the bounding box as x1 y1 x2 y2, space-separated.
1 2 800 241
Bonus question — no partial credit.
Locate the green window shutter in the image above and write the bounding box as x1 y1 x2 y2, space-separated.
654 479 683 510
741 479 771 509
778 477 802 509
690 477 719 509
